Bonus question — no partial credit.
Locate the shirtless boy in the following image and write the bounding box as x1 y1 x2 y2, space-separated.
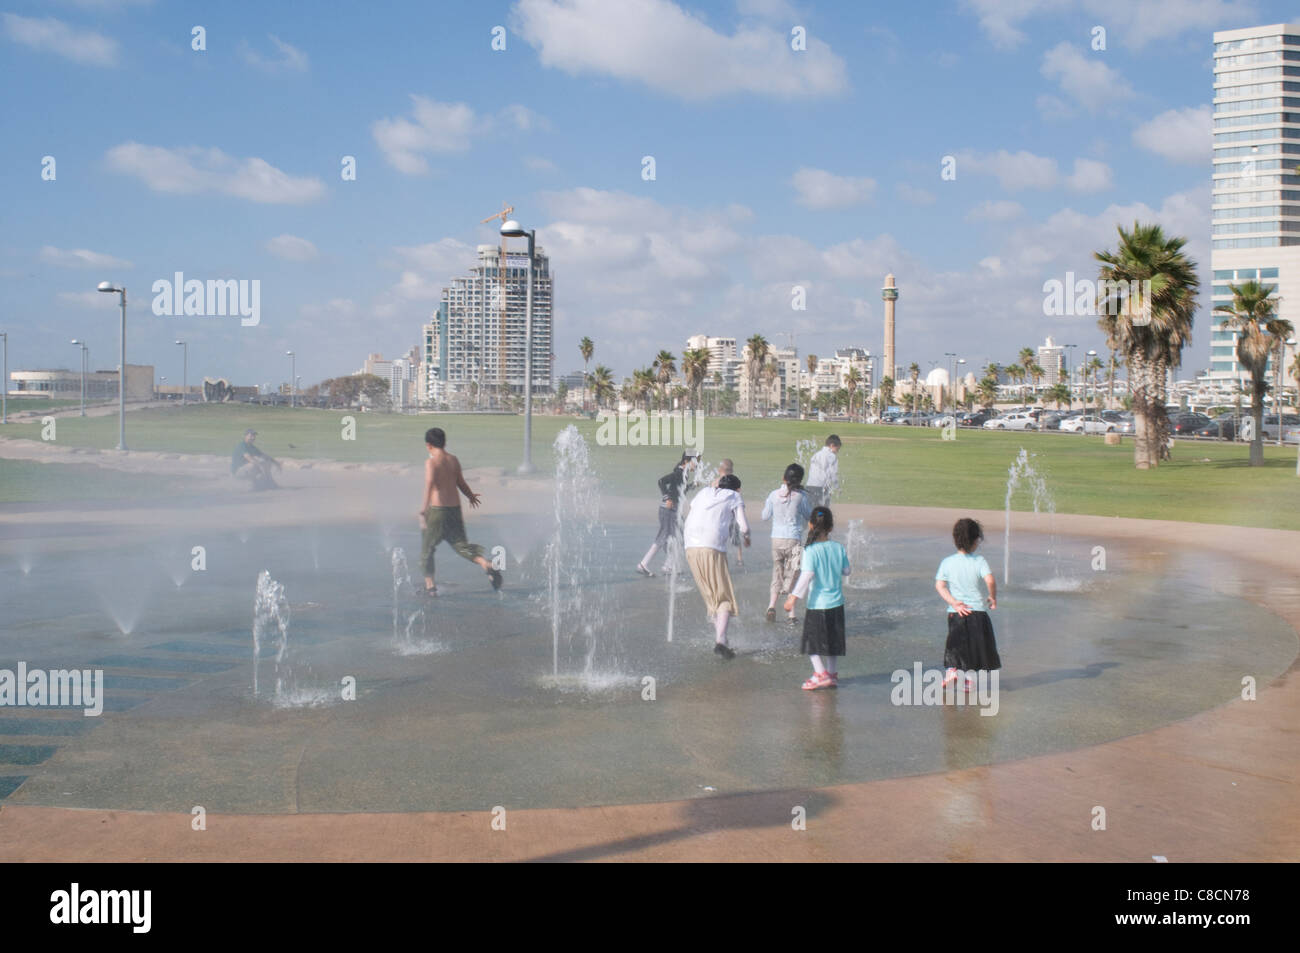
417 427 503 595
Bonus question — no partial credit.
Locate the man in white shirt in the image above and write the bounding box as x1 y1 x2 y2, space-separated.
806 434 841 508
683 473 750 659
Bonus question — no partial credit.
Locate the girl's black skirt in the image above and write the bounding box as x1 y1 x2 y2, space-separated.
801 604 846 656
943 610 1001 671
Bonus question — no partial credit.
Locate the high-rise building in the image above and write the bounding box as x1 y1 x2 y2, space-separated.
1038 336 1064 386
1210 23 1300 390
686 335 741 392
426 244 554 407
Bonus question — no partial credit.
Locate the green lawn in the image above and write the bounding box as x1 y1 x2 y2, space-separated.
2 404 1298 528
0 459 189 504
3 397 90 415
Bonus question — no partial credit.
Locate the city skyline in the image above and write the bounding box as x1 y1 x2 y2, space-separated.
2 0 1275 391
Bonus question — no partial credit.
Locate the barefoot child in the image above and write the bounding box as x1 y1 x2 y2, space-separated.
417 428 503 596
934 518 1000 692
784 506 850 690
762 463 811 624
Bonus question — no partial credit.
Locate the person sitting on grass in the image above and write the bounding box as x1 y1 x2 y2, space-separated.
231 429 281 490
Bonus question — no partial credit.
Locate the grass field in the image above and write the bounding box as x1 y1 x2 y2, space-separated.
2 398 89 415
2 404 1299 528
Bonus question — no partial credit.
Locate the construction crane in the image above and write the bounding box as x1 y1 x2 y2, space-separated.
480 203 515 407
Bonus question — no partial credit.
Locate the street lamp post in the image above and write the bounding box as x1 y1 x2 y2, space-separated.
943 352 956 413
1063 344 1076 409
499 218 536 474
286 351 296 408
97 281 127 451
175 340 187 409
71 339 88 415
1086 349 1098 412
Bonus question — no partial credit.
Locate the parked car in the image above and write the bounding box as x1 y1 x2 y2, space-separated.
983 412 1038 431
1100 410 1125 423
1039 412 1068 430
930 414 958 429
1194 414 1245 440
959 410 993 428
1169 412 1211 434
1261 413 1300 440
1060 414 1113 434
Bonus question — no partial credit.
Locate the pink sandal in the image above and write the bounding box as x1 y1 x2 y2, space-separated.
802 671 834 691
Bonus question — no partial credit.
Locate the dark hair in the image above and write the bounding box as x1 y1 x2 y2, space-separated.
680 451 699 465
805 505 833 546
425 427 446 448
953 518 984 553
825 435 841 448
782 463 804 490
718 473 741 492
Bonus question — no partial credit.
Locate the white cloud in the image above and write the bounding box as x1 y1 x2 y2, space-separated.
1133 105 1211 165
896 183 936 205
265 234 319 261
2 13 117 66
40 246 132 269
791 167 876 209
1040 41 1133 114
966 200 1024 222
512 0 847 100
957 149 1060 191
955 149 1111 193
104 143 327 204
239 35 309 72
1065 157 1113 192
371 98 546 174
962 0 1257 50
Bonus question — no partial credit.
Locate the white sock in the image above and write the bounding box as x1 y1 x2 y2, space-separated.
714 608 730 644
809 655 826 674
640 544 658 568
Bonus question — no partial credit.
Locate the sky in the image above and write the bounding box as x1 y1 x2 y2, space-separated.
0 0 1281 389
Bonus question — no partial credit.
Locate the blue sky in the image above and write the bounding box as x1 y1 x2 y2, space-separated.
0 0 1278 389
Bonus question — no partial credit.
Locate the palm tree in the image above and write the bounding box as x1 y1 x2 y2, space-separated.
845 365 862 421
652 350 676 410
880 376 895 412
1086 355 1104 411
1005 364 1024 399
1028 363 1045 400
589 364 615 410
1214 280 1294 466
681 347 711 413
1095 220 1199 469
710 370 723 415
578 337 594 413
1017 347 1036 394
803 353 818 420
633 367 656 412
1046 382 1071 409
761 358 780 415
977 375 998 409
746 334 769 417
908 362 920 422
